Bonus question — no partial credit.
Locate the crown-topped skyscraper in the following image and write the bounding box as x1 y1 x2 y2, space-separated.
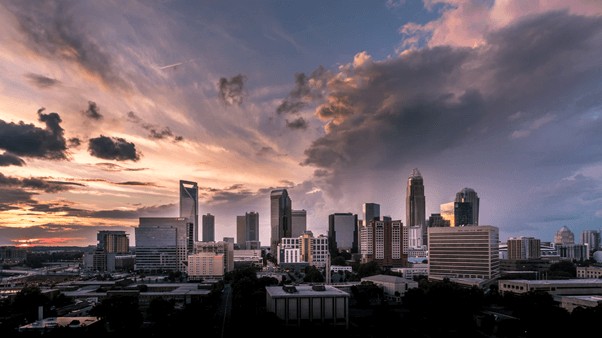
406 168 426 246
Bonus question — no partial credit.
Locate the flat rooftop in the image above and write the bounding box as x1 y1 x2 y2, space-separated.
266 285 349 298
500 279 602 285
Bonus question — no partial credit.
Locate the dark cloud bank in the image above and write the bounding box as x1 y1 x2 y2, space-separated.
218 74 246 106
88 135 141 161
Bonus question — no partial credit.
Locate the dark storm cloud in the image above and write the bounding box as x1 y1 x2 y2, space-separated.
0 108 67 159
83 101 103 120
6 2 129 90
0 152 25 166
0 173 84 193
286 117 308 130
24 73 61 88
0 224 133 246
299 11 602 180
116 181 158 187
276 66 328 115
68 137 82 148
0 188 36 205
126 111 183 142
94 162 148 172
90 203 177 219
218 74 246 106
88 135 141 161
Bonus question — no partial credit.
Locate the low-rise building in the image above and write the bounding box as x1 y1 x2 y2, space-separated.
499 279 602 296
265 284 349 327
576 266 602 279
360 274 418 302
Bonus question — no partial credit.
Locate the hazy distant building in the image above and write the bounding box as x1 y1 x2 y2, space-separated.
555 226 575 245
362 203 380 226
97 230 129 254
270 189 292 255
237 211 259 249
328 213 358 255
428 225 500 280
195 241 234 273
180 180 199 242
135 217 192 273
428 213 450 228
507 237 541 260
440 202 455 227
202 213 215 242
581 230 600 253
360 219 406 268
406 168 426 246
557 244 589 261
278 231 329 268
291 209 307 238
0 246 26 264
454 188 479 226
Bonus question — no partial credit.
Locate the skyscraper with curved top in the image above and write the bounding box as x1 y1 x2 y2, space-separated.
454 188 479 226
180 180 199 242
406 168 426 246
271 189 292 255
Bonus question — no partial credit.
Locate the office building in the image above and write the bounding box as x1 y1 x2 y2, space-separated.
554 226 575 245
440 202 455 227
194 241 234 273
454 188 479 226
265 285 350 328
362 202 380 226
557 244 589 261
291 209 307 237
135 217 192 273
328 213 358 255
236 211 259 249
278 231 329 268
428 225 499 280
581 230 600 253
180 180 199 242
428 213 450 228
202 213 215 242
187 252 225 280
270 189 292 254
507 237 541 260
97 230 129 254
360 219 406 268
406 168 426 245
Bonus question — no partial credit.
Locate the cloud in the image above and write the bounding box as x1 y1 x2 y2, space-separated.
94 162 147 172
68 137 82 148
0 108 68 159
218 74 246 106
0 224 134 247
276 66 329 115
0 152 25 166
286 117 308 130
126 111 183 142
0 173 84 193
255 146 286 158
83 101 103 120
115 181 158 187
88 135 141 161
24 73 61 88
90 203 177 219
5 2 130 90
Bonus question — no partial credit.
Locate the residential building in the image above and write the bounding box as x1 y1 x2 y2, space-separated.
97 231 129 253
360 219 406 268
507 237 541 260
428 225 500 280
278 231 330 268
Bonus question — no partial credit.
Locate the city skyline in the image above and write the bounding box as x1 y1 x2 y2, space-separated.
1 1 602 246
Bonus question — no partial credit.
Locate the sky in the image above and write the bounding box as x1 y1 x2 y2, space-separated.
1 0 602 247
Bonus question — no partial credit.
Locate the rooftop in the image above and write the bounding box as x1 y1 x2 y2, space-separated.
266 284 349 298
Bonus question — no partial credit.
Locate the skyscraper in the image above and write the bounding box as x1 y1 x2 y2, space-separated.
581 230 600 253
454 188 479 226
406 168 426 246
135 217 191 273
237 211 259 249
328 212 358 255
362 203 380 226
360 219 406 268
291 209 307 237
97 230 129 253
270 189 292 255
202 213 215 242
180 180 199 242
507 237 541 260
554 226 575 245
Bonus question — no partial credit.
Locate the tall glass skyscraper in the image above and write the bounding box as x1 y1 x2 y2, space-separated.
202 213 215 242
180 180 199 242
406 168 426 245
362 203 380 226
270 189 292 255
454 187 479 226
237 211 259 249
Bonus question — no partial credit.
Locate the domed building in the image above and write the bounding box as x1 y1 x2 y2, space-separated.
554 226 575 245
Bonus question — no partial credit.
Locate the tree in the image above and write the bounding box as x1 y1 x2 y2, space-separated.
303 265 324 283
331 255 347 266
548 260 576 279
12 286 50 323
356 261 382 278
90 295 142 332
147 298 175 327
